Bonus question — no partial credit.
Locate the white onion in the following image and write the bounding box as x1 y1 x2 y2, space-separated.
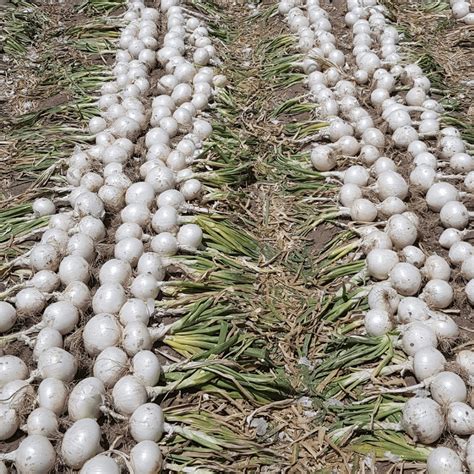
80 455 120 474
448 241 473 266
150 232 178 256
122 322 152 357
92 283 127 314
402 246 425 267
32 270 61 295
385 214 417 249
366 248 399 280
38 347 77 382
77 216 106 241
402 323 437 356
67 233 95 262
446 401 474 435
93 347 128 388
99 259 132 286
119 299 151 326
0 355 28 385
14 435 56 474
151 205 179 233
130 403 164 442
440 228 463 249
401 397 444 444
61 418 102 469
426 182 459 212
30 244 60 272
58 255 90 285
15 287 46 316
68 377 105 421
112 375 147 415
376 171 408 200
426 447 463 474
60 281 91 311
114 238 144 266
440 201 470 230
137 253 165 281
422 256 451 282
364 309 392 336
0 301 17 332
368 283 399 314
420 277 453 310
413 346 446 381
83 313 122 355
32 198 55 217
132 350 161 386
311 145 335 171
43 301 79 335
130 440 163 474
0 405 18 441
121 203 151 227
430 371 467 405
116 222 143 242
33 327 63 361
392 126 418 149
25 407 58 437
177 223 203 249
390 262 422 296
38 378 68 415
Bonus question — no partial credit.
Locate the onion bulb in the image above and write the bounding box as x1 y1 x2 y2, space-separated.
430 371 467 405
446 401 474 435
401 397 444 444
413 346 446 381
129 403 164 442
61 418 102 469
130 440 163 474
401 322 437 356
79 455 120 474
426 447 463 474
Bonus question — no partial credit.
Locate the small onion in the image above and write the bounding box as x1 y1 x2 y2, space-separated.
0 301 17 332
413 346 446 381
130 440 163 474
112 375 147 415
83 314 122 356
401 397 444 444
38 378 68 415
80 455 120 474
132 350 161 386
92 283 126 315
61 419 102 469
430 371 467 405
401 323 437 356
367 248 399 280
130 403 164 442
364 309 392 336
68 377 105 421
15 435 56 474
93 347 128 388
426 447 463 474
25 407 58 437
421 280 454 309
38 347 77 382
446 401 474 435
